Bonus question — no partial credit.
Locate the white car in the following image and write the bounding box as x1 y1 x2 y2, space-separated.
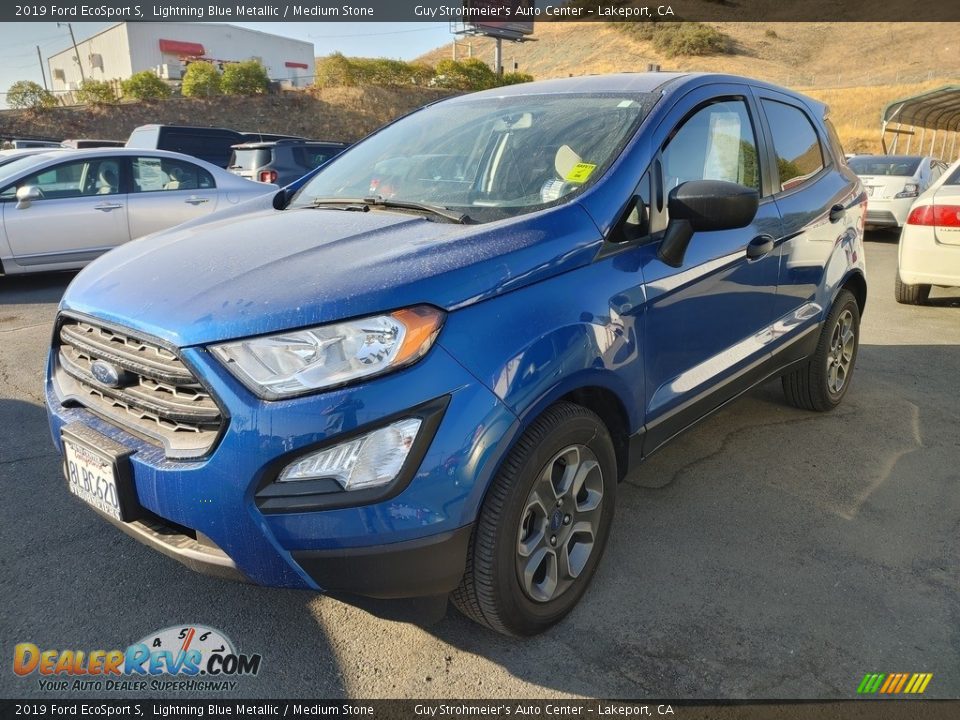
896 158 960 304
0 148 274 276
849 154 949 230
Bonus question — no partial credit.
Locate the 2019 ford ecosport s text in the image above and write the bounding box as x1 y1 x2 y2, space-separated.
45 73 867 636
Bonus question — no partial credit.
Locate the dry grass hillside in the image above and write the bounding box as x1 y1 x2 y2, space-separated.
423 21 960 154
0 86 455 145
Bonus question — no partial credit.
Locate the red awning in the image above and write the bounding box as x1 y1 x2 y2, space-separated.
285 61 309 69
159 39 205 56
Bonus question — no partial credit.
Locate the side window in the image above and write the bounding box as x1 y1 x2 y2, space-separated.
661 99 760 203
823 118 845 164
762 100 826 192
0 158 120 200
132 157 215 193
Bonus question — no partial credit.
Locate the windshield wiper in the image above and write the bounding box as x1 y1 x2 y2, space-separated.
307 197 470 224
362 197 471 224
308 198 371 213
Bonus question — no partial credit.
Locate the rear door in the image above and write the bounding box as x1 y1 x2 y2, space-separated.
0 156 130 267
639 85 784 453
126 156 219 239
754 89 861 358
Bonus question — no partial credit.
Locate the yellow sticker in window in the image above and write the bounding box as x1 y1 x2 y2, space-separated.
565 163 597 183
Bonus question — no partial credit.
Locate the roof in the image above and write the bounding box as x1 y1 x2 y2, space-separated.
882 86 960 132
449 72 825 115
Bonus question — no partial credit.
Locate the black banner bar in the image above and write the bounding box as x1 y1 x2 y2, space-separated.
3 700 960 720
2 1 960 23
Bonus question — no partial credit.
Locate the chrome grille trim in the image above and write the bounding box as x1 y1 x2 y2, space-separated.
54 317 224 458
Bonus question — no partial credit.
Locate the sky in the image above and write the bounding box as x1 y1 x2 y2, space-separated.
0 22 455 108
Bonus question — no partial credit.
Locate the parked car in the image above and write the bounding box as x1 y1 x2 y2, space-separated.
0 148 273 275
228 139 349 185
45 73 866 636
895 157 960 304
849 154 948 229
1 138 61 150
126 124 304 168
61 139 125 149
0 147 62 169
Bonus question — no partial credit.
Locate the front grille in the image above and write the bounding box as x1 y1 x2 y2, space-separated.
55 318 224 458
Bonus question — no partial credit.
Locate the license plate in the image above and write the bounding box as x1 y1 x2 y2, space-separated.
61 424 136 522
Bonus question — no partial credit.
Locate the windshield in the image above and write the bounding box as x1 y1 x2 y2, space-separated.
290 92 655 222
0 153 60 185
848 155 922 177
945 164 960 185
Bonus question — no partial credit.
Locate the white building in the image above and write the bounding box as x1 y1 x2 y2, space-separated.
47 23 315 92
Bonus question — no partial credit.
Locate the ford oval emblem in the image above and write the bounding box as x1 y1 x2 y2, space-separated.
90 359 122 388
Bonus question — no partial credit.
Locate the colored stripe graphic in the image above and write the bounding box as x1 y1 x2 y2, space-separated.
858 673 932 694
857 673 885 694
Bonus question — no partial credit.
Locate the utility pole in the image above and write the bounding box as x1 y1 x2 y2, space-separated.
36 46 48 90
58 22 85 83
494 37 503 77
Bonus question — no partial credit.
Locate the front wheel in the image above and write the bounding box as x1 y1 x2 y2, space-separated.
782 289 860 412
452 402 617 636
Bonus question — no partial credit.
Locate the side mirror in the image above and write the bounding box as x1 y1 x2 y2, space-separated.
272 187 294 210
658 180 759 267
15 185 42 209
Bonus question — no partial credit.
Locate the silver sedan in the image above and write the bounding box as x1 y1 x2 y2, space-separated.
0 148 275 275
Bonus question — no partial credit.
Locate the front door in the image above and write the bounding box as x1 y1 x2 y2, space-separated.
1 157 129 268
639 91 784 454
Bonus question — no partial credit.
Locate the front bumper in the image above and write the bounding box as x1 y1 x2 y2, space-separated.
45 340 517 598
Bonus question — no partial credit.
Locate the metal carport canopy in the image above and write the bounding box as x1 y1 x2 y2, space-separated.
883 86 960 132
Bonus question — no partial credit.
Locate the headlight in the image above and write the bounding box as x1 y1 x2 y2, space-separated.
211 306 444 399
278 417 422 490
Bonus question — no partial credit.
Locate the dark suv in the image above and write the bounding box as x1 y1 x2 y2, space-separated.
126 125 306 168
227 139 349 185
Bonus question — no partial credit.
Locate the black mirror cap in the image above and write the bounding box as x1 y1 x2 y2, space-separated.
272 187 294 210
667 180 759 232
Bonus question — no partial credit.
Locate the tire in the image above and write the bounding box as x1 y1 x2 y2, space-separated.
894 272 930 305
782 289 860 412
452 402 617 636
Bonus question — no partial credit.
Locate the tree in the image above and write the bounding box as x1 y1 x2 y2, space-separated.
499 72 534 86
121 71 171 100
6 80 57 109
181 61 222 97
75 79 117 105
221 60 270 95
434 59 498 91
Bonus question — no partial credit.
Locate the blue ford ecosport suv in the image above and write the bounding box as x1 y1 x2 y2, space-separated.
46 73 866 636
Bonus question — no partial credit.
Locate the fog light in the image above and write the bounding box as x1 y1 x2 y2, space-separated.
278 418 422 491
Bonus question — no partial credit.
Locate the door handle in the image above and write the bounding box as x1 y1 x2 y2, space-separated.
94 203 123 211
829 203 845 223
746 234 775 260
185 197 209 205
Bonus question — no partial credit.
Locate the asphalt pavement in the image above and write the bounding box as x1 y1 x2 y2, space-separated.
1 233 958 700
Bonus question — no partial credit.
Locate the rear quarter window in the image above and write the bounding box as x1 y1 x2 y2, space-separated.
762 100 826 192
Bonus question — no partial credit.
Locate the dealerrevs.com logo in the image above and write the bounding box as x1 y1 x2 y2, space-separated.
13 625 262 692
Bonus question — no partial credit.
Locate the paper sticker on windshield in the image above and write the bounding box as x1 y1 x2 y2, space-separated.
566 163 597 183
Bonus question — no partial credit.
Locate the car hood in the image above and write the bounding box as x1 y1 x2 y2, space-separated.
61 203 602 346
